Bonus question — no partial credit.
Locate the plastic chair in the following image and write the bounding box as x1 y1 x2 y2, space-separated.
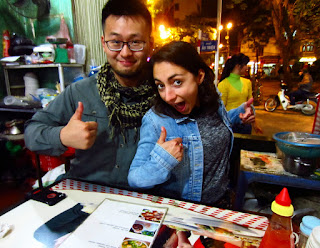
32 148 75 189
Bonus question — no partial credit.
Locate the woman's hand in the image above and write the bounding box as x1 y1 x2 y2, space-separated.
252 121 264 134
239 98 255 124
157 126 184 162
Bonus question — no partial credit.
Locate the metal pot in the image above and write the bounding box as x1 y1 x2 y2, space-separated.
4 119 25 135
282 154 318 177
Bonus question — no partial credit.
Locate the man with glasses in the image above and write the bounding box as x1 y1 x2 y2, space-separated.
24 0 155 189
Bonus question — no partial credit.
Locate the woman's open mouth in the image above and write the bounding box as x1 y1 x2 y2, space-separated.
174 102 186 113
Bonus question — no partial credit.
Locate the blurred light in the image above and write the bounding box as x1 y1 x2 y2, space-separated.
219 44 223 48
299 57 316 63
227 22 232 30
219 56 224 65
219 25 223 31
247 61 260 66
159 25 165 32
159 25 169 40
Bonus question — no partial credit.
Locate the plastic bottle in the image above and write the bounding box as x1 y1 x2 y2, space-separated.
306 226 320 248
259 187 295 248
66 42 75 63
3 30 10 57
299 216 320 248
88 59 100 77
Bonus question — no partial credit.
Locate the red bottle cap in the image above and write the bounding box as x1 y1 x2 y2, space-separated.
275 187 291 206
271 187 294 216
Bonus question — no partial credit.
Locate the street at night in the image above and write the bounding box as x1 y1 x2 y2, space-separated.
252 80 320 138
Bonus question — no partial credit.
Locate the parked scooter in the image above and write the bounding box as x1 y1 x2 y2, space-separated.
264 82 319 115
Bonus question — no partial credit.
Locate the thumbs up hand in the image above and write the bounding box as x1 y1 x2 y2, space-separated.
157 126 183 162
60 102 98 149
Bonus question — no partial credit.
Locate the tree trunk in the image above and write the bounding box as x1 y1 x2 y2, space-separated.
270 0 294 88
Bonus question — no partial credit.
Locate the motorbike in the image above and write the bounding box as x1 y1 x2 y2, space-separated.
264 82 319 115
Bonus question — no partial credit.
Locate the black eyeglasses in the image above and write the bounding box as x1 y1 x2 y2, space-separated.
105 40 146 51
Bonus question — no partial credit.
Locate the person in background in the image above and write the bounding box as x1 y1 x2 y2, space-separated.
290 66 313 104
218 53 261 134
278 65 285 82
128 41 255 208
24 0 155 189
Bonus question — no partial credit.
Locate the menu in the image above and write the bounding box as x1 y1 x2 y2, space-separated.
161 213 265 247
59 198 167 248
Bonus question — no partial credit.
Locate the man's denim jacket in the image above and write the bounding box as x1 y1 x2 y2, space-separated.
128 99 246 202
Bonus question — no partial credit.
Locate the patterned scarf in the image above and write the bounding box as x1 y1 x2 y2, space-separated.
97 63 155 139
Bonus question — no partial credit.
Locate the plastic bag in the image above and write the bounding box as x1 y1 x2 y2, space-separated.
36 88 58 108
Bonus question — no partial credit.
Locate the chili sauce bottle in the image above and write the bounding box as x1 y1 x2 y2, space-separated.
259 187 295 248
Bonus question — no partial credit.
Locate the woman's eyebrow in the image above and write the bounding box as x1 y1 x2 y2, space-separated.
154 73 182 83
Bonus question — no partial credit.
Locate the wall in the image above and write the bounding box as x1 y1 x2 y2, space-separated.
173 0 201 22
0 0 74 55
0 0 74 97
72 0 107 72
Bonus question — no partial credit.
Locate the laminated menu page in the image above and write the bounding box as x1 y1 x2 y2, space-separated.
59 198 167 248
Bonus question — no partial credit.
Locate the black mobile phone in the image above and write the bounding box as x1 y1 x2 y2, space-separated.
28 189 67 206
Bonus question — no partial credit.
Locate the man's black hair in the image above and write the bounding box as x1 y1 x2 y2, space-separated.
101 0 152 35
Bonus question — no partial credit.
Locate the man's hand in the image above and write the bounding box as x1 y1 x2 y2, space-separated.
163 231 193 248
176 231 193 248
157 126 183 161
60 102 98 150
239 98 255 124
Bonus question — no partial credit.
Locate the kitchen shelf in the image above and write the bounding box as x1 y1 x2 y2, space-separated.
3 63 84 96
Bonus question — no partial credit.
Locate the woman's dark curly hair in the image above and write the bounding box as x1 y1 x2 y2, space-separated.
220 53 249 82
149 41 220 118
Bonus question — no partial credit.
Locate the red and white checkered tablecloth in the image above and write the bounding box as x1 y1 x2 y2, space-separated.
53 179 269 231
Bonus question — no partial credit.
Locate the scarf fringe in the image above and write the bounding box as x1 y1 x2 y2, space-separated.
98 63 155 142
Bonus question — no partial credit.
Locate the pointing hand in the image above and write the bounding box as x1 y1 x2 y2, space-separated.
240 97 255 124
60 102 98 149
157 126 183 161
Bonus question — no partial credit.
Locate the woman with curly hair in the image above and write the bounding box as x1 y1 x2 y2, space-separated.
128 41 255 208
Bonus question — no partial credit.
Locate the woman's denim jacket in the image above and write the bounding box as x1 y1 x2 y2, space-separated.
128 99 246 202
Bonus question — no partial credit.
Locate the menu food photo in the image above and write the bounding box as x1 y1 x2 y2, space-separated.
59 198 167 248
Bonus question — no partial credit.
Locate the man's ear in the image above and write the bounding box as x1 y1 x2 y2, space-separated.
101 35 108 53
198 69 205 85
